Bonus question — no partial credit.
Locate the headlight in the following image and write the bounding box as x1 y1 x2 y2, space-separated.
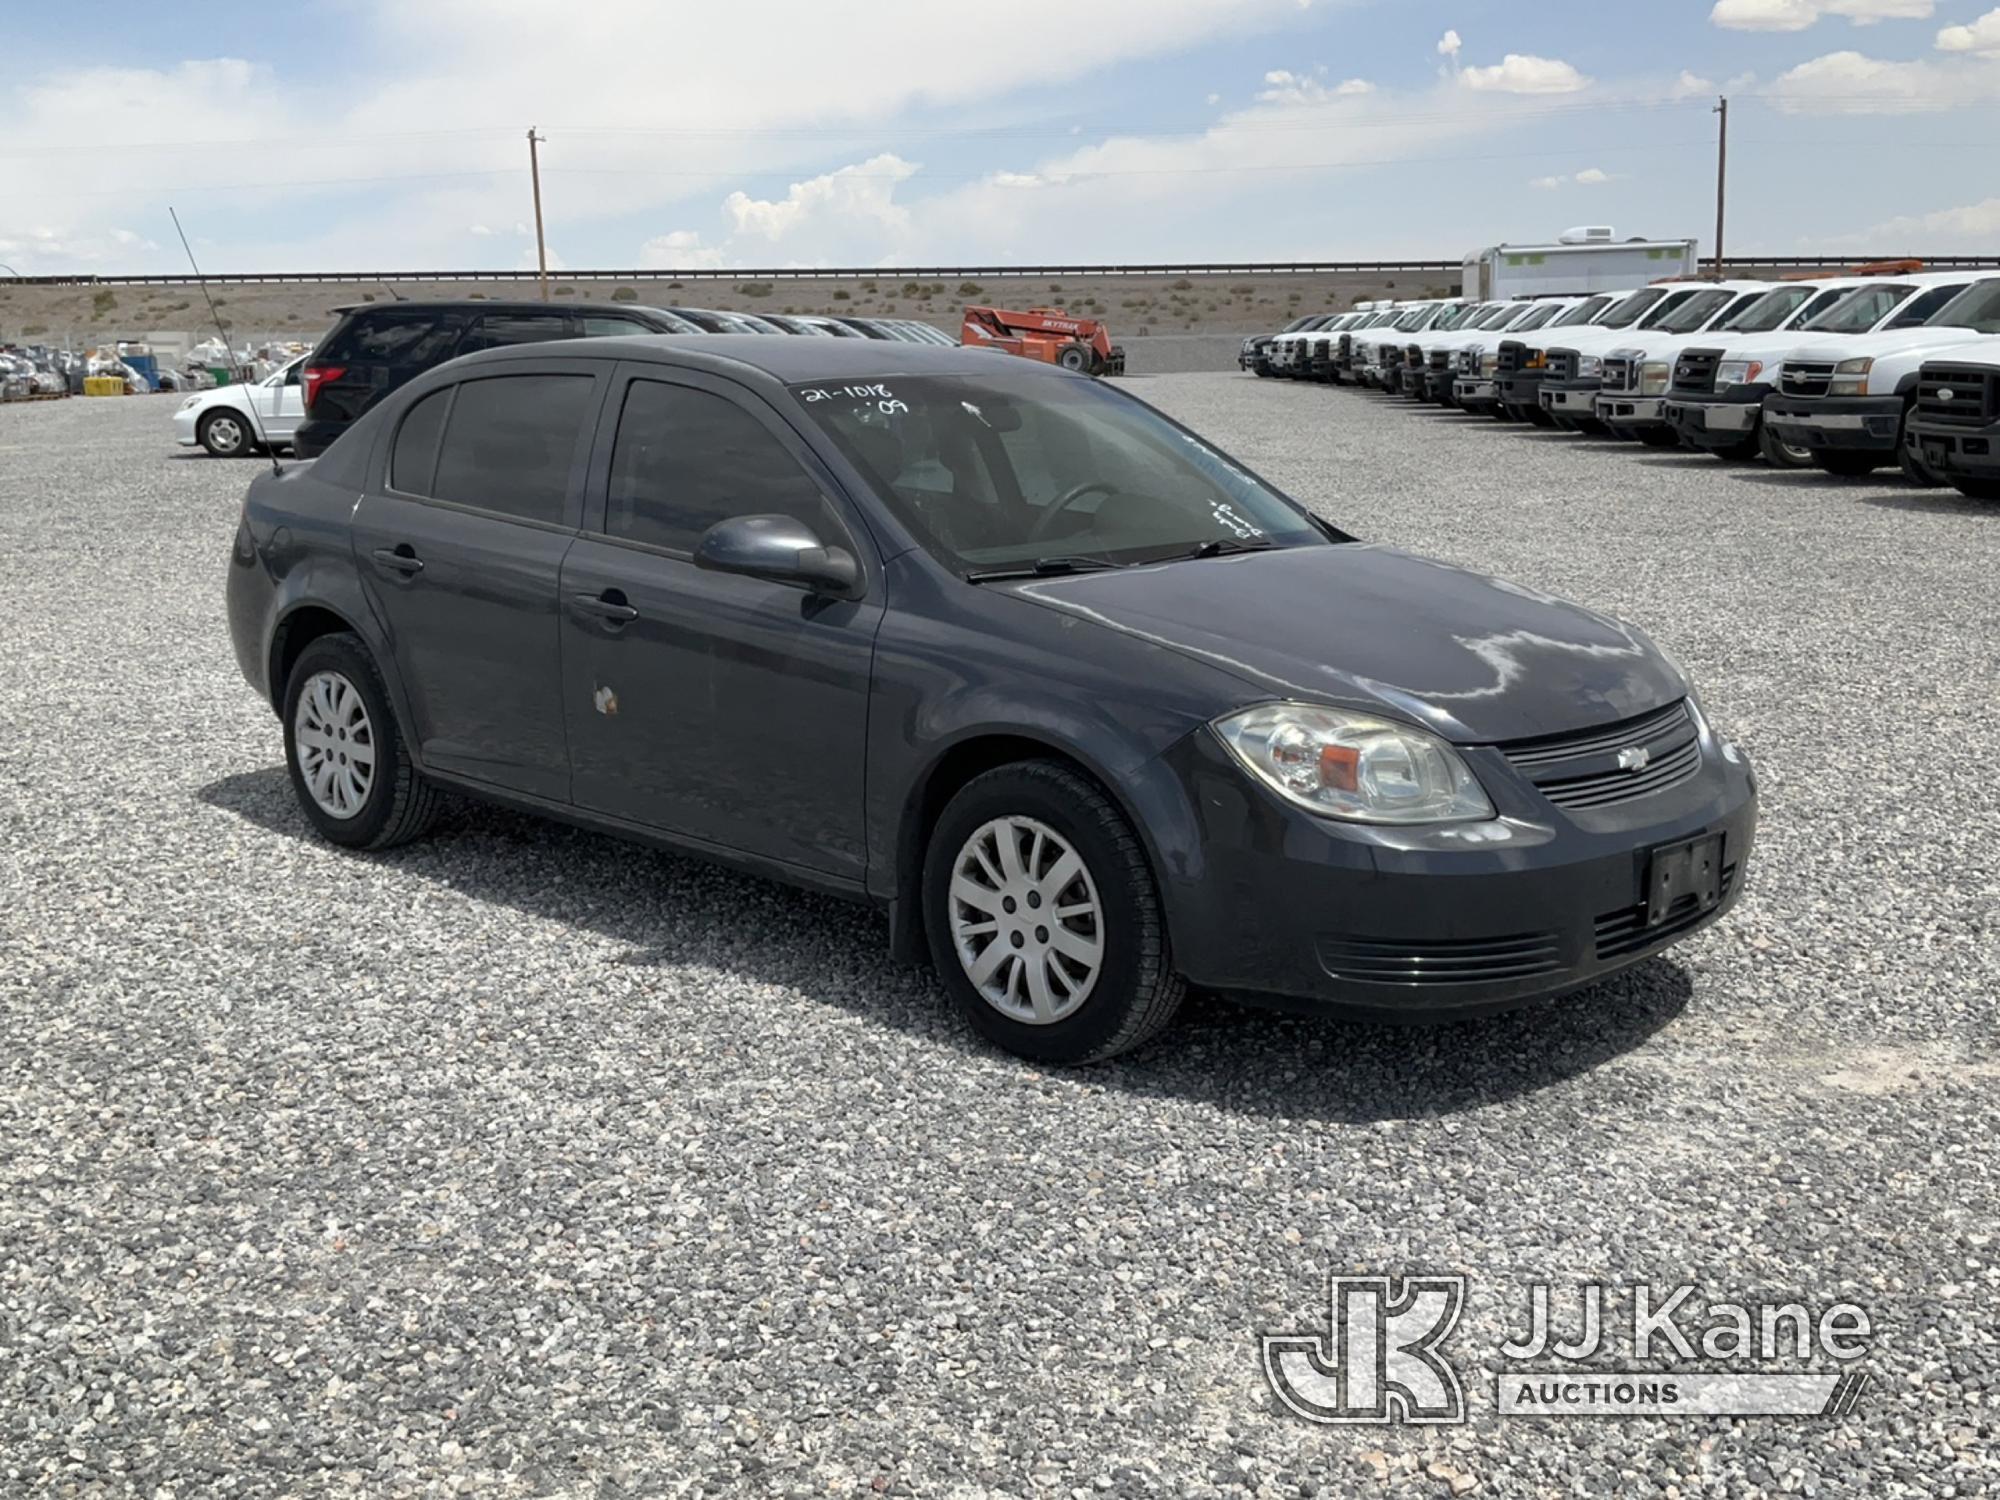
1830 356 1872 396
1640 361 1670 395
1714 358 1762 389
1577 355 1602 378
1214 703 1495 825
1480 353 1499 376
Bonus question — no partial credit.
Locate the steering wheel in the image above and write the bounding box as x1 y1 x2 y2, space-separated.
1027 481 1117 542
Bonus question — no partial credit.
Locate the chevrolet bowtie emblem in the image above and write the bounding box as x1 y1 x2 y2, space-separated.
1616 746 1650 772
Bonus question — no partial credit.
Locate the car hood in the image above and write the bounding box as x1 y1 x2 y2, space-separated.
1008 544 1685 745
1712 329 1857 362
1783 325 1989 363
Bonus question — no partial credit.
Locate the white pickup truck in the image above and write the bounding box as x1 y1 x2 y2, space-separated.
1588 280 1775 445
1535 283 1730 432
1492 292 1623 419
1257 313 1345 378
1357 300 1462 391
1905 342 2000 501
1452 299 1592 414
1762 272 2000 477
1413 300 1528 402
1661 272 1977 463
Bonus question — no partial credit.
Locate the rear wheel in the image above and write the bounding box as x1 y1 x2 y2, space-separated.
198 409 253 458
923 760 1183 1065
1057 343 1094 374
282 633 441 850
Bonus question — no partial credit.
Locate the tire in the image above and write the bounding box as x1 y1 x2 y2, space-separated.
1057 344 1094 374
1638 426 1682 449
1899 443 1946 488
281 632 441 850
1715 435 1761 461
198 408 253 458
1952 479 2000 501
1759 423 1814 469
922 760 1184 1066
1814 451 1885 477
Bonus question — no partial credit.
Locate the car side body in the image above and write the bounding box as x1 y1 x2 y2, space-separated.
174 355 307 456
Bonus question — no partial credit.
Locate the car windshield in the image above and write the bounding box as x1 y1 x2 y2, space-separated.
1394 308 1431 331
1801 283 1912 333
1926 277 2000 332
1597 287 1669 329
1509 303 1566 333
1431 305 1476 331
788 370 1329 573
1722 286 1815 334
1651 289 1734 334
1554 295 1613 327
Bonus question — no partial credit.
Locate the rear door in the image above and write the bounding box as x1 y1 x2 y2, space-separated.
558 365 882 879
310 308 467 428
349 360 604 802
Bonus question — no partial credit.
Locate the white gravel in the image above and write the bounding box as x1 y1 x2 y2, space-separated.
2 387 1996 1498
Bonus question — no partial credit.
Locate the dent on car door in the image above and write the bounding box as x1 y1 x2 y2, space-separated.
348 363 603 802
558 367 883 881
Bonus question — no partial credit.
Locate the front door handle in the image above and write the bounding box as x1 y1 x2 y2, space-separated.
570 590 639 624
371 545 424 576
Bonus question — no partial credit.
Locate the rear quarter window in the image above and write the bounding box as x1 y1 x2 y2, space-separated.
319 309 459 365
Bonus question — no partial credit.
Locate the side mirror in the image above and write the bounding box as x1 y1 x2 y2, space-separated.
693 514 861 598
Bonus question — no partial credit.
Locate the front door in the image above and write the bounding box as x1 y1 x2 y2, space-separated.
350 362 603 803
558 367 881 881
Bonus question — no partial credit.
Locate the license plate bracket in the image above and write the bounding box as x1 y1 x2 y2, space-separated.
1923 439 1948 469
1645 833 1723 927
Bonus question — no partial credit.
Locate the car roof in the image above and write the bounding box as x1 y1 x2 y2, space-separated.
451 332 1071 383
329 298 677 318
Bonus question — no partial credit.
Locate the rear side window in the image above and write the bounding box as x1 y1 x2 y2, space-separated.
606 380 831 552
459 313 573 354
391 387 450 494
321 309 458 364
429 374 595 524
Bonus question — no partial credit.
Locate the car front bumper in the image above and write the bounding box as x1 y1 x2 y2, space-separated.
1454 376 1499 406
1906 413 2000 481
1762 395 1902 453
1594 393 1668 428
1498 371 1548 409
172 406 200 447
1539 379 1602 416
1663 387 1767 449
1158 721 1759 1017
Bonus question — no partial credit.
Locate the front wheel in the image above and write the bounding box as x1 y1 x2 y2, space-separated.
198 409 254 458
1057 343 1094 374
282 632 441 850
923 761 1184 1065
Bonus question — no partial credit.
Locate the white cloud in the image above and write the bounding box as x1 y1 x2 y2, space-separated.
638 229 726 268
1335 77 1375 94
1205 90 1222 104
1257 69 1371 104
1711 0 1933 29
1671 69 1716 97
1766 47 2000 110
723 154 918 246
1460 54 1590 93
468 224 497 236
1436 29 1463 57
1817 194 2000 250
1529 167 1620 189
1936 5 2000 50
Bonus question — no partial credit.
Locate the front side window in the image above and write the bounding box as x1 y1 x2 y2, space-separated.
1908 281 1988 329
607 380 833 552
429 374 595 524
788 370 1326 573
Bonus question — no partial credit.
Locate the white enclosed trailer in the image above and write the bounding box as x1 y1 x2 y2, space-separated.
1461 227 1698 300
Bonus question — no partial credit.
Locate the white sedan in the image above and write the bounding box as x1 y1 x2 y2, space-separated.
172 358 305 457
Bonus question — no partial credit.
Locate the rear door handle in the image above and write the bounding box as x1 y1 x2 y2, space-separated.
371 545 424 576
570 590 639 624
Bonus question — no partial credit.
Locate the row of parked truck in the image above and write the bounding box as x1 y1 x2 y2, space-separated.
1238 264 2000 500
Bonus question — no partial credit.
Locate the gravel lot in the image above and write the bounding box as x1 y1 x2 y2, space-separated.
3 384 1996 1498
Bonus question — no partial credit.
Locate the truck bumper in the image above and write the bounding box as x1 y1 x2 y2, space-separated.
1539 379 1602 417
1663 387 1767 450
1454 377 1499 408
1594 394 1668 429
1762 395 1903 454
1906 414 2000 482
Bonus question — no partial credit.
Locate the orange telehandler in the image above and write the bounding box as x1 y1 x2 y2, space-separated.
959 305 1126 376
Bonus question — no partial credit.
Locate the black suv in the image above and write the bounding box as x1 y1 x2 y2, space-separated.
294 300 698 458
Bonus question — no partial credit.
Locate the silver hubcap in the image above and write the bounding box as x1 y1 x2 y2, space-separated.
293 670 375 819
949 816 1104 1025
209 416 243 452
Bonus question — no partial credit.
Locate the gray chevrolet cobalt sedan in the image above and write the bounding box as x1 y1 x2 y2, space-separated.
227 336 1756 1064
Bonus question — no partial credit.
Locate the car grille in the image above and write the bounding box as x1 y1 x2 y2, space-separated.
1599 356 1638 395
1782 361 1836 399
1337 334 1353 360
1456 349 1479 375
1594 863 1739 961
1310 337 1330 363
1547 349 1578 382
1497 340 1525 375
1406 343 1424 366
1429 350 1451 372
1319 931 1564 986
1500 700 1702 812
1672 347 1721 396
1914 362 1998 426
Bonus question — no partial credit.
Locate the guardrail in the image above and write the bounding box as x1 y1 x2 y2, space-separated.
5 256 2000 288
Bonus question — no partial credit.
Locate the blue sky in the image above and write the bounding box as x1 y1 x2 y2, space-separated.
3 0 1998 274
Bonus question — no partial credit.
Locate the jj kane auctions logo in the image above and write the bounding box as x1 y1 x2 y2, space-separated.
1262 1276 1872 1423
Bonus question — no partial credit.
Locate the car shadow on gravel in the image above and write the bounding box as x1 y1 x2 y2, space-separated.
198 767 1693 1123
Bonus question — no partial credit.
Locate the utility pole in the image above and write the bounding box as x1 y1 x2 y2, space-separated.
527 127 550 301
1712 96 1728 276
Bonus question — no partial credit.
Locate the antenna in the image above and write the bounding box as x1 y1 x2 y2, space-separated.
169 205 281 475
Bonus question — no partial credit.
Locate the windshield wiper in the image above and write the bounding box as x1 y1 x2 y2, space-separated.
965 556 1126 583
1161 536 1278 562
